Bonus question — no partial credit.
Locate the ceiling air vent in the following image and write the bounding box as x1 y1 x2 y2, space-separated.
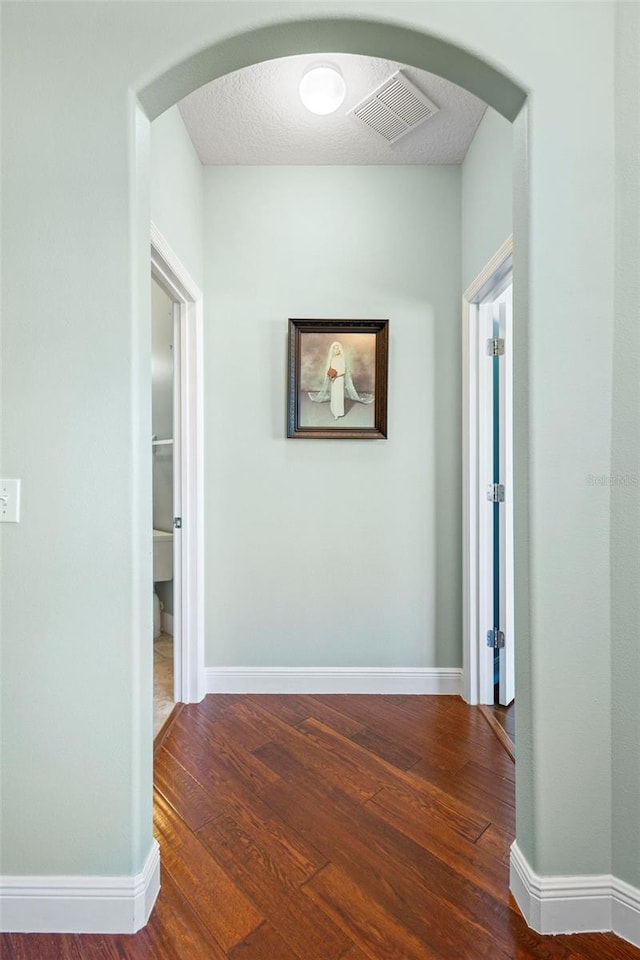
349 70 440 144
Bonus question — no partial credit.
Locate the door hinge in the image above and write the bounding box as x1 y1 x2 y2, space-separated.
487 483 505 502
174 517 182 529
487 337 505 357
487 628 505 649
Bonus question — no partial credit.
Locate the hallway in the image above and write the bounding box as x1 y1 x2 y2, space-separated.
4 695 639 959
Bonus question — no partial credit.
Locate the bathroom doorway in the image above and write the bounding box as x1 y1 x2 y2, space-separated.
151 276 177 736
151 225 205 731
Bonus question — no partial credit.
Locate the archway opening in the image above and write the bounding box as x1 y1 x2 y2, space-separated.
138 7 530 928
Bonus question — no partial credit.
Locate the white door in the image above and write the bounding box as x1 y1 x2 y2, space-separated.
478 278 514 705
463 239 516 708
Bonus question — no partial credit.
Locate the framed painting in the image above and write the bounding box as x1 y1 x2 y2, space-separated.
287 318 389 439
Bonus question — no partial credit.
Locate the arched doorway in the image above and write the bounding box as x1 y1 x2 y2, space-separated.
137 9 532 929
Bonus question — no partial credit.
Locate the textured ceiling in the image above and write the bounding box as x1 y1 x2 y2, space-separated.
178 53 487 165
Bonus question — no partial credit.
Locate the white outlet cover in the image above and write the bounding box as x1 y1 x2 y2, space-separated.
0 479 21 523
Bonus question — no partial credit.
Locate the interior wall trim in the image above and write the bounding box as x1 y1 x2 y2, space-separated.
0 841 160 934
510 841 640 948
205 666 462 696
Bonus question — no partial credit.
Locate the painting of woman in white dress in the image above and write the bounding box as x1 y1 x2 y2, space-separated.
308 340 374 420
288 319 388 439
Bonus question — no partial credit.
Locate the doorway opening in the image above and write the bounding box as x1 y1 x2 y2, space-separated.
151 275 177 735
139 17 527 728
463 237 515 741
140 14 530 931
151 224 205 723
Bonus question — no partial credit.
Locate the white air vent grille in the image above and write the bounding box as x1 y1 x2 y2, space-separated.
349 70 439 144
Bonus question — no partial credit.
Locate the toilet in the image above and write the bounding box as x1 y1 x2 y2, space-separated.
153 529 173 639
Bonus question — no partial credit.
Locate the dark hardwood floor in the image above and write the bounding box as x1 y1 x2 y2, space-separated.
480 701 515 760
4 694 639 959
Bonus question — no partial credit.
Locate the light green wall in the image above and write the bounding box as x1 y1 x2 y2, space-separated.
461 106 513 289
150 105 204 289
1 6 154 877
0 0 632 905
203 166 461 669
520 4 613 876
611 0 640 891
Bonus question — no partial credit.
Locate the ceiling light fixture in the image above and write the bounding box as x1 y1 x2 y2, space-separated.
299 64 346 115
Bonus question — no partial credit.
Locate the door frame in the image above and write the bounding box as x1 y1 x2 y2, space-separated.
151 223 205 703
462 236 514 705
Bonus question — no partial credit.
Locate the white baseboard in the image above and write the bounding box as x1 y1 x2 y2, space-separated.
510 841 640 948
0 840 160 934
205 666 462 696
161 611 173 636
612 878 640 948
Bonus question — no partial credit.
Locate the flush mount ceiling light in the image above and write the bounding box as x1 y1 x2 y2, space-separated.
299 64 346 115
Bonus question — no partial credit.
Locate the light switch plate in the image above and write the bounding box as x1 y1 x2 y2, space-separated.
0 479 21 522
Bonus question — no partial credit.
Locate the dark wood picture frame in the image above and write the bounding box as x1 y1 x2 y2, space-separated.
287 318 389 439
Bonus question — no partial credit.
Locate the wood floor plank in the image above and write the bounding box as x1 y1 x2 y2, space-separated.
154 746 219 831
262 777 512 960
137 865 229 960
197 815 351 960
479 705 516 760
169 718 325 856
458 738 516 782
365 783 510 901
559 933 640 960
210 712 273 753
506 926 574 960
456 758 516 806
191 700 273 753
158 732 232 824
409 756 516 832
351 724 423 769
311 693 439 744
161 722 326 884
338 948 374 960
214 783 327 885
244 705 381 803
317 694 515 779
163 713 270 807
216 802 319 888
8 934 83 960
270 785 510 960
153 792 263 951
191 694 243 725
74 927 159 960
174 709 280 794
227 922 303 960
227 700 290 743
258 748 574 960
0 936 16 960
163 711 278 807
433 723 516 772
303 863 445 960
312 693 450 749
330 690 485 747
293 716 492 838
246 694 314 725
75 932 158 960
476 822 514 864
304 696 367 737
